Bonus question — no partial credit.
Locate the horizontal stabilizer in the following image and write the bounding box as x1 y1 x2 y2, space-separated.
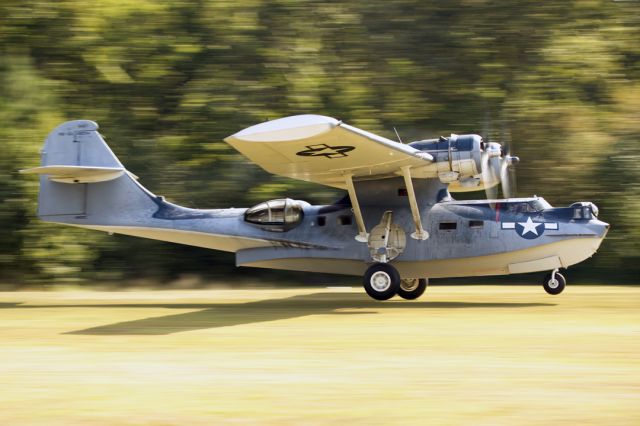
20 165 126 184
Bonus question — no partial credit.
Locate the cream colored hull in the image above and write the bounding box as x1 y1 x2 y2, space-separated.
74 224 603 279
241 237 605 278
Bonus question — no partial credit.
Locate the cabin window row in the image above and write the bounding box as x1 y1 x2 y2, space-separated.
314 217 484 230
438 220 484 230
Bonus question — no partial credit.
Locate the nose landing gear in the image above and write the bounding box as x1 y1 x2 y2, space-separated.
543 269 566 295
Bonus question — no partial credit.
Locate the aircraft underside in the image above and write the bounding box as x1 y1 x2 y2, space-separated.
78 213 607 280
237 235 605 278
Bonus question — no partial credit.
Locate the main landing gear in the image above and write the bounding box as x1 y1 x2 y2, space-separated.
363 263 428 301
542 269 566 295
398 278 428 300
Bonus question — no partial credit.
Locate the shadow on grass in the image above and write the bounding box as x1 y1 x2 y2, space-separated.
1 292 555 335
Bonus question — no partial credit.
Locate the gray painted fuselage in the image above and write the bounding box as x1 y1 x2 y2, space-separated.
42 172 608 279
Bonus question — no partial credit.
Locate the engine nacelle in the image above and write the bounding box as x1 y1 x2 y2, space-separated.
409 133 519 194
409 134 483 190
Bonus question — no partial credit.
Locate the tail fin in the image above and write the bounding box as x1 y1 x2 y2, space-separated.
21 120 156 223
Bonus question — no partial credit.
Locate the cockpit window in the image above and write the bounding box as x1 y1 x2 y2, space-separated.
505 199 550 214
529 199 550 212
573 208 583 220
245 198 304 231
506 202 535 214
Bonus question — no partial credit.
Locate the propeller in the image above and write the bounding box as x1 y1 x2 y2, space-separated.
499 126 519 199
480 141 501 201
480 125 519 201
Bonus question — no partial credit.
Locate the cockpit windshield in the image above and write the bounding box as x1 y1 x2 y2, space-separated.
504 198 550 214
529 198 551 211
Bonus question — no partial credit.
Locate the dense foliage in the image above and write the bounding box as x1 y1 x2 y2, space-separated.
1 1 639 284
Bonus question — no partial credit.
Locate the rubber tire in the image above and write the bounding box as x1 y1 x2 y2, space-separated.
397 278 428 300
543 272 566 295
363 263 401 301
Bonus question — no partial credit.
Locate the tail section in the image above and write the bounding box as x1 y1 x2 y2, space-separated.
22 120 269 253
21 120 157 224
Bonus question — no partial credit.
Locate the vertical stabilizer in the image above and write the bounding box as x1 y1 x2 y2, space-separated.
42 120 123 169
22 120 157 223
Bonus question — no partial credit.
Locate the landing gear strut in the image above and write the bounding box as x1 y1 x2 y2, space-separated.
363 263 400 300
543 269 566 295
397 278 428 300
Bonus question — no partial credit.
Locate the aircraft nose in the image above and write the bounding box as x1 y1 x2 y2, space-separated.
591 219 610 239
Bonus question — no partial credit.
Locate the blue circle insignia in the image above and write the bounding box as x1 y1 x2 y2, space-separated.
515 218 545 240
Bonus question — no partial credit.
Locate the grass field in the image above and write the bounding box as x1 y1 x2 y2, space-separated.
0 285 638 425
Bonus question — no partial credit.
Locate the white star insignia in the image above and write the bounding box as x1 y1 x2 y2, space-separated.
519 217 541 236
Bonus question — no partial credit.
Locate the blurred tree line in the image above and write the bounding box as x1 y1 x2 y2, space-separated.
1 0 639 285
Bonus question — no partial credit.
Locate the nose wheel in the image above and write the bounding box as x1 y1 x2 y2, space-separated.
363 263 401 300
543 269 566 295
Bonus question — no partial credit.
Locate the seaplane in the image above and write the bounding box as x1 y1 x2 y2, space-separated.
22 115 609 300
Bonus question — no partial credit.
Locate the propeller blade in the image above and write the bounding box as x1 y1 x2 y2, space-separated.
500 159 512 199
481 150 498 201
500 152 519 199
497 122 518 199
510 165 518 197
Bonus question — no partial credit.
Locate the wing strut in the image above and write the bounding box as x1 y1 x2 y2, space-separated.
345 174 369 242
401 166 429 240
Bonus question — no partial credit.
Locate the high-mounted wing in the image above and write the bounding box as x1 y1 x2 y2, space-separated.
224 115 433 189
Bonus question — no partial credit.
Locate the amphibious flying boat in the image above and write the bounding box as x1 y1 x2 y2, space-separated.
22 115 609 300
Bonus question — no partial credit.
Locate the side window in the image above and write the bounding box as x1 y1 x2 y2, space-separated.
317 216 326 226
572 204 592 220
469 220 484 228
573 208 583 220
338 215 352 225
439 222 457 231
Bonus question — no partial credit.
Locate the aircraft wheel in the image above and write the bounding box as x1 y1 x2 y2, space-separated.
543 271 566 295
363 263 400 301
397 278 428 300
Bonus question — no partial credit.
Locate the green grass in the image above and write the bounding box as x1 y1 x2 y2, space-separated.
0 285 638 425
